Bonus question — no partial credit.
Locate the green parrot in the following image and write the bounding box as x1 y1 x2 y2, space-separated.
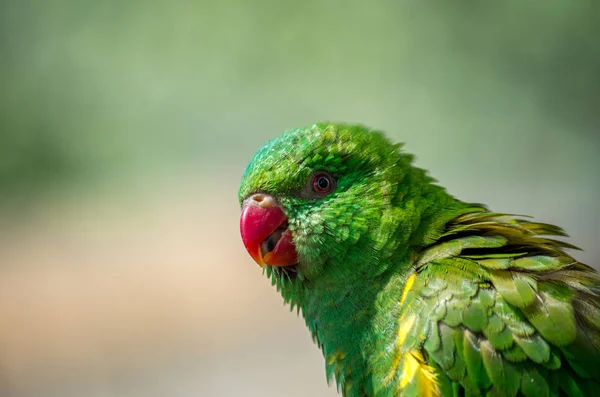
238 123 600 397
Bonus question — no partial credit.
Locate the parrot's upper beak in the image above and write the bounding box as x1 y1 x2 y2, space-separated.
240 193 298 267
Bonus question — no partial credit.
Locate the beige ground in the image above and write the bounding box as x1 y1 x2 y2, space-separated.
0 179 337 397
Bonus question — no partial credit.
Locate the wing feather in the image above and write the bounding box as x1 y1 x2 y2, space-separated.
391 210 600 396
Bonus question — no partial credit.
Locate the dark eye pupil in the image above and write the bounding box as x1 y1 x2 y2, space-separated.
317 176 329 190
309 172 335 196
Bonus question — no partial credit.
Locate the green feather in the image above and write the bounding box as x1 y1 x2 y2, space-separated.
481 340 520 397
489 270 538 308
548 371 560 397
444 300 465 327
449 326 467 381
544 349 562 370
477 258 513 269
513 334 551 364
477 288 496 308
429 360 455 397
430 300 448 321
522 284 576 347
502 344 528 362
423 321 441 352
558 370 586 397
560 323 600 378
238 123 600 397
429 323 457 371
493 299 536 337
462 298 488 332
520 367 550 397
463 329 492 389
484 315 504 335
484 323 514 350
513 255 569 272
417 236 506 267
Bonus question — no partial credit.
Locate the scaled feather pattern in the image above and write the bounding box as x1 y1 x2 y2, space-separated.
238 123 600 397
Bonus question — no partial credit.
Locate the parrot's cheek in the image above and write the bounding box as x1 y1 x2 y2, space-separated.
240 196 298 267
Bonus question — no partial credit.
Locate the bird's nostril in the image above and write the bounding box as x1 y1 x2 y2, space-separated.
253 194 264 203
245 193 274 208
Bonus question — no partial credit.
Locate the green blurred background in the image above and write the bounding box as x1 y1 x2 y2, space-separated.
1 1 599 396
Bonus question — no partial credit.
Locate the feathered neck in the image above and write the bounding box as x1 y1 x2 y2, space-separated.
264 168 476 395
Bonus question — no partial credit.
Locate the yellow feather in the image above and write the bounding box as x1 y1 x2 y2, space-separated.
399 352 419 388
384 275 439 395
398 351 439 397
327 350 345 365
401 273 417 305
397 314 416 345
384 354 402 384
384 314 416 383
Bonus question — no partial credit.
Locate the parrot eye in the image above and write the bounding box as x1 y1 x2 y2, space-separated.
311 172 335 195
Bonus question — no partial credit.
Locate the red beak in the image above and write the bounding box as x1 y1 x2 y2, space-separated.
240 194 298 267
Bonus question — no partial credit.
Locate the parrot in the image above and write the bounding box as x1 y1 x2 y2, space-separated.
238 123 600 397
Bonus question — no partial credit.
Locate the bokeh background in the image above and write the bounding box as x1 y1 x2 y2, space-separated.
1 1 599 396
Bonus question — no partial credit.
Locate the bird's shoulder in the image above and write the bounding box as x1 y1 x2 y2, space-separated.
373 210 600 396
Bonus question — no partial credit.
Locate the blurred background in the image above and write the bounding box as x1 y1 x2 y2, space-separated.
1 1 599 396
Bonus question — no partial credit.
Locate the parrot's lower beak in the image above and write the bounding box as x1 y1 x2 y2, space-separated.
240 193 298 267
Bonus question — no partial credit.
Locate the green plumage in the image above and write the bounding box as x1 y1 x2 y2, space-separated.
238 123 600 396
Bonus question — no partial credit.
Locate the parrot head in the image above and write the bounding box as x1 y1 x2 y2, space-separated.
238 123 444 284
